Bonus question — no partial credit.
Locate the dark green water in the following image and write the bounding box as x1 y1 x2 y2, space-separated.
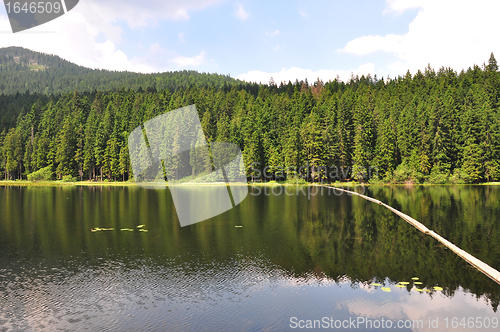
0 185 499 331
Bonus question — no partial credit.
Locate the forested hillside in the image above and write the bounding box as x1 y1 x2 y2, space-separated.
0 47 246 95
1 53 499 184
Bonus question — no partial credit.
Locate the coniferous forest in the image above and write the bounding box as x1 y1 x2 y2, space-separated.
1 48 500 184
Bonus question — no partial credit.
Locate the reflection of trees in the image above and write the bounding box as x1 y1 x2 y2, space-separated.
1 185 499 311
231 186 500 311
367 186 500 268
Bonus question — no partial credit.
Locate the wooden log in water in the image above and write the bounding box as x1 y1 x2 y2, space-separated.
320 185 500 285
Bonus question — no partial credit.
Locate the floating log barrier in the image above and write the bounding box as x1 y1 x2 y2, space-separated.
319 185 500 286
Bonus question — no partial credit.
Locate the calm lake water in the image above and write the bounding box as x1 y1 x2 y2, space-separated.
1 185 499 331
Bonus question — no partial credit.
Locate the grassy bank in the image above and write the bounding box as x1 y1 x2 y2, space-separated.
0 180 138 187
1 180 499 187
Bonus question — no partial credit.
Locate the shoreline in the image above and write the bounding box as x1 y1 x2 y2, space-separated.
1 180 499 187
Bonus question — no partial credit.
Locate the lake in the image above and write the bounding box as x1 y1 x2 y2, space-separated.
1 184 499 331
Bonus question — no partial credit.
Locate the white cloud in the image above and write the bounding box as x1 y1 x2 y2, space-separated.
0 0 222 73
339 0 500 76
266 30 281 37
272 44 283 52
339 34 404 55
0 10 152 72
236 63 376 84
170 51 206 67
234 3 249 20
299 10 308 18
346 286 494 326
383 0 427 14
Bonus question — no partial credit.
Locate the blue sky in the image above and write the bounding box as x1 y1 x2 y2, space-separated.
1 0 500 83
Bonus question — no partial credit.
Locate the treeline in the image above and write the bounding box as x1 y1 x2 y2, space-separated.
1 54 500 183
0 47 248 96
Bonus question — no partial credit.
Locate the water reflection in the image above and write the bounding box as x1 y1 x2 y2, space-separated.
0 185 499 331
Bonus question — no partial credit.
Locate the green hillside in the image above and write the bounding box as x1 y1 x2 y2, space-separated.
0 47 246 95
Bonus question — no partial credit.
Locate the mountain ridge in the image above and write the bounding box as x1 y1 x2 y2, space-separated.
0 46 245 95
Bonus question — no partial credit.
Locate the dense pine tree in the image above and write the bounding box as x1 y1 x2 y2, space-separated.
1 54 500 184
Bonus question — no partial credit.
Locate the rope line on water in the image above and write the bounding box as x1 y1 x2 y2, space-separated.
319 185 500 285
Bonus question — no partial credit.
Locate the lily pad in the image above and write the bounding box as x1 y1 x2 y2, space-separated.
433 286 443 291
399 282 410 285
235 225 243 228
137 225 145 228
412 277 419 280
395 285 406 288
414 281 423 285
139 229 148 232
414 288 424 292
381 287 391 292
371 283 382 286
